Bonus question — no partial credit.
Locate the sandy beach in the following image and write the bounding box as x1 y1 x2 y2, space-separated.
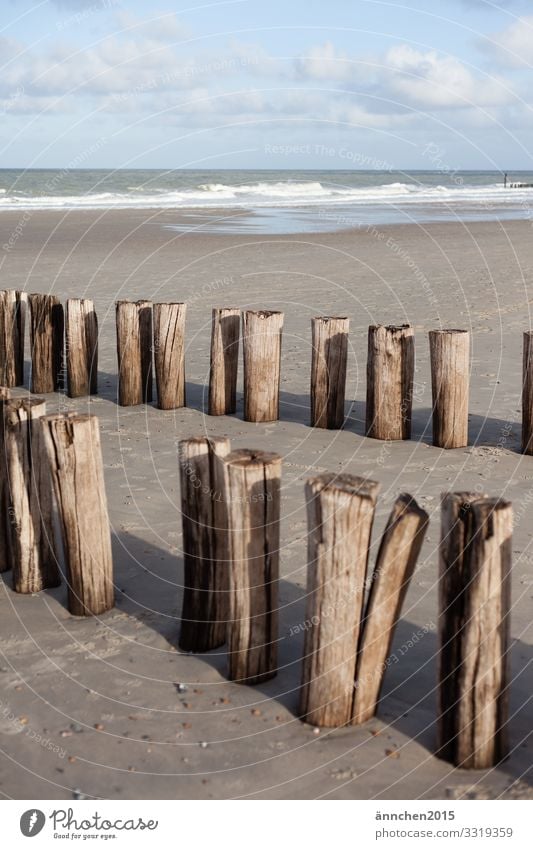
1 209 532 800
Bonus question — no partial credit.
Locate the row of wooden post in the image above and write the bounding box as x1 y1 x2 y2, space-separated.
178 435 511 769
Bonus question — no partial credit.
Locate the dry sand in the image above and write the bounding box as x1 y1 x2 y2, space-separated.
0 209 532 800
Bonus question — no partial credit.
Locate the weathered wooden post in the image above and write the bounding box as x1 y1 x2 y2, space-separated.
5 398 61 594
0 290 25 387
437 492 512 768
366 324 414 440
242 310 284 422
153 302 186 410
224 449 281 684
429 329 470 449
116 300 153 406
208 307 241 416
299 473 379 727
0 387 12 574
352 493 429 725
178 436 231 652
41 413 114 616
66 298 98 398
522 331 533 454
310 316 349 429
28 293 64 394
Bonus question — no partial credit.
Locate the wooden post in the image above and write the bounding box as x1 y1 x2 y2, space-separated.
299 473 380 728
5 398 61 594
41 413 114 616
28 293 64 394
522 331 533 454
242 310 284 423
366 324 414 440
310 316 349 429
66 298 98 398
352 493 429 725
153 303 186 410
0 290 25 387
429 329 470 449
437 492 512 768
116 300 153 406
0 387 12 574
208 307 241 416
225 449 281 684
178 436 231 652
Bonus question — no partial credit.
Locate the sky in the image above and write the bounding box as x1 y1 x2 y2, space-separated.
1 0 533 170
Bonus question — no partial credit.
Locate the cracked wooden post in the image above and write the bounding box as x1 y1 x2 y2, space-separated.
0 290 25 387
5 398 60 593
429 329 470 449
299 473 379 728
352 493 429 725
41 413 114 616
437 492 512 768
0 387 12 574
243 310 284 422
225 449 281 684
154 302 187 410
208 307 241 416
178 436 231 652
66 298 98 398
522 331 533 454
28 294 64 393
310 316 349 429
366 324 414 440
116 300 153 406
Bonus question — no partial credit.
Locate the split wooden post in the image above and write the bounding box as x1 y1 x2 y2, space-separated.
178 436 231 652
153 302 187 410
242 310 284 422
522 331 533 454
310 316 349 429
5 398 61 594
429 329 470 449
116 300 153 406
66 298 98 398
41 413 114 616
208 307 241 416
28 293 64 394
352 493 429 725
437 492 512 768
0 387 12 574
299 473 380 728
224 449 281 684
0 290 25 387
366 324 414 440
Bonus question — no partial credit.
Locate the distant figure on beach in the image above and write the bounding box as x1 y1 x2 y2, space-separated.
504 172 508 188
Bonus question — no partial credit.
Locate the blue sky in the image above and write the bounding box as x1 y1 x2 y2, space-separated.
1 0 532 169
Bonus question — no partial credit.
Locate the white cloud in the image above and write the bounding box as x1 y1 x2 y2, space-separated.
296 42 355 81
481 15 533 68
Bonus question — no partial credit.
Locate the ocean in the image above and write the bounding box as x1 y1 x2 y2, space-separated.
1 169 532 234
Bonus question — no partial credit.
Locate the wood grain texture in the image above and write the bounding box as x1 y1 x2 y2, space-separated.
0 387 12 573
352 493 429 725
0 290 25 387
116 300 153 406
28 293 64 394
208 307 241 416
299 473 380 727
154 302 186 410
522 331 533 454
224 449 281 684
366 324 414 440
41 413 114 616
242 310 284 422
310 316 349 429
66 298 98 398
5 398 60 594
178 436 231 652
437 492 512 768
429 329 470 449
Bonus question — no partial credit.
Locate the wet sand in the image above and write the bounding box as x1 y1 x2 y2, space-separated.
0 209 532 800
